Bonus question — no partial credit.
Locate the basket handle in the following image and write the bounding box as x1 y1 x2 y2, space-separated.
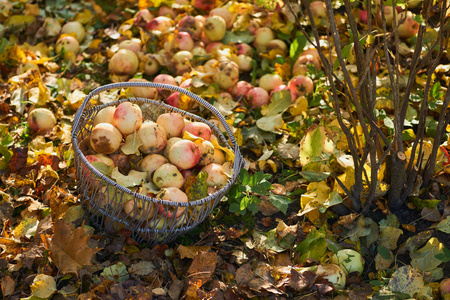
72 82 244 177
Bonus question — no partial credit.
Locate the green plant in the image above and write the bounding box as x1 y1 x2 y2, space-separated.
226 169 273 215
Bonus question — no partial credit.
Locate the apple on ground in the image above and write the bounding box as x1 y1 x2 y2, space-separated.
231 81 254 99
128 78 157 99
212 60 239 90
56 35 80 59
60 21 85 42
139 154 168 181
171 50 193 75
183 121 212 140
153 163 184 189
157 112 186 138
396 11 419 39
168 139 201 170
192 0 216 11
113 101 143 136
253 27 274 53
142 54 160 76
27 108 57 133
178 15 203 39
145 16 173 32
440 278 450 298
134 9 154 27
156 187 188 219
247 87 270 108
108 49 139 76
119 38 142 54
203 15 227 42
288 75 315 98
153 74 177 98
138 121 167 154
259 73 284 92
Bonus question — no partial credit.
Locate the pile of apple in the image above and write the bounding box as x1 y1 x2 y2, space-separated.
81 100 231 228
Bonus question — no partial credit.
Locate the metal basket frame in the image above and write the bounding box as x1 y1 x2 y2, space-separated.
71 82 244 244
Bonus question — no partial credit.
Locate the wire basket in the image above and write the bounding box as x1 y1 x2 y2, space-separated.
71 82 244 245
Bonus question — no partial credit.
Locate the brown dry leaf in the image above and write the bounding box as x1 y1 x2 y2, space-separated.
8 147 28 173
177 245 211 259
1 276 15 297
49 220 100 274
289 269 317 291
421 207 441 222
235 263 254 287
186 251 217 286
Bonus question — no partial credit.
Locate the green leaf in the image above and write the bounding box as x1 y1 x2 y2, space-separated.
383 117 394 129
299 126 335 166
318 191 343 213
289 32 307 64
1 133 13 147
436 216 450 234
370 280 385 287
299 170 330 182
430 81 441 99
239 168 251 186
91 161 114 177
435 247 450 263
267 90 292 115
100 262 129 284
268 193 293 214
410 237 445 272
295 227 327 263
222 30 255 44
251 181 273 194
377 245 393 260
229 202 240 213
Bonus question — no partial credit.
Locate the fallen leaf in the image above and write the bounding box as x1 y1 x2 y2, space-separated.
49 220 100 274
101 262 129 283
436 216 450 233
410 237 445 272
30 274 57 298
177 245 211 259
299 126 335 167
388 265 424 298
1 276 15 297
289 269 317 291
186 251 217 288
379 227 403 250
111 168 146 187
128 261 155 276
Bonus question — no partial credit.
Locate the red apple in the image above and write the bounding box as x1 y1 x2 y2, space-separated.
288 75 315 98
192 0 216 11
183 121 212 140
440 278 450 298
175 31 194 51
231 81 254 98
259 74 283 92
168 139 201 170
145 16 173 32
247 87 270 108
134 9 154 27
108 49 139 76
178 15 204 39
113 101 143 135
396 11 419 39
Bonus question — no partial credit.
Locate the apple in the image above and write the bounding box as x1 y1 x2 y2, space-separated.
123 198 155 222
153 163 184 189
179 78 192 89
237 43 253 56
85 154 115 178
203 15 227 42
253 27 274 53
237 54 253 72
156 187 188 219
145 16 173 32
118 38 142 54
266 39 287 53
210 7 233 29
139 154 168 181
134 9 154 27
108 49 139 76
205 42 224 53
192 0 216 11
259 74 283 92
61 21 85 42
128 78 157 99
231 81 253 98
175 31 194 51
293 54 321 75
158 6 175 19
310 1 327 18
201 163 229 188
204 58 219 72
55 35 80 58
113 101 143 136
247 87 270 108
212 60 239 90
213 149 226 164
302 48 320 62
178 15 203 39
270 85 296 103
440 278 450 298
183 121 212 140
143 54 159 76
138 121 167 154
172 50 193 75
93 106 115 126
90 123 122 154
377 6 395 27
331 249 365 276
191 46 208 56
157 112 186 138
153 74 177 99
109 153 131 175
27 108 57 133
288 75 315 98
43 17 62 37
166 92 181 107
168 139 201 170
396 11 419 39
197 140 215 166
164 137 183 158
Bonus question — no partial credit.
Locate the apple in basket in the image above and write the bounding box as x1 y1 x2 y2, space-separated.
139 154 168 181
153 163 184 189
93 106 116 126
123 198 156 222
113 101 143 136
168 139 201 170
138 121 167 154
183 121 212 140
156 187 188 219
201 163 230 188
156 112 186 139
90 123 122 154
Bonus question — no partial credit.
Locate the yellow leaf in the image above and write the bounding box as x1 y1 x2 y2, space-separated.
334 167 355 194
75 9 94 24
289 96 308 116
211 138 235 162
275 62 291 81
30 274 57 299
5 15 36 29
300 181 330 223
24 4 40 16
89 39 102 49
